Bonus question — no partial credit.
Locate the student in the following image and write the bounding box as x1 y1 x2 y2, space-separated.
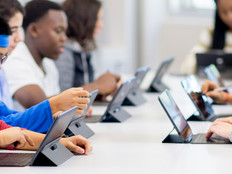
0 17 92 154
55 0 121 100
0 0 24 108
0 120 92 154
0 0 90 133
181 0 232 75
3 0 75 111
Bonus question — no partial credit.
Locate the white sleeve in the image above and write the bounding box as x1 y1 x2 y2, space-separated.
180 27 213 75
4 55 43 97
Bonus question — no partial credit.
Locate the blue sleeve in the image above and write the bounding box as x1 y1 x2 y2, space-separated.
0 100 53 133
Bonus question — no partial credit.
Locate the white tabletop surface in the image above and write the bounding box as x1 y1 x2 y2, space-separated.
1 74 232 174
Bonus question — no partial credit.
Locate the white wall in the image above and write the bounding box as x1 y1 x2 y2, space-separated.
160 15 213 74
138 0 166 71
93 0 138 76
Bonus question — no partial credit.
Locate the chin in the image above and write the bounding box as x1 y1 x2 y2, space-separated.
49 54 60 60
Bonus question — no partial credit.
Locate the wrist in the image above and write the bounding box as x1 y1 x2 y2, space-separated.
229 131 232 142
48 97 58 114
223 92 230 104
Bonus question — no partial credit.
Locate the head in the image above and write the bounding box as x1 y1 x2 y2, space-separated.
23 0 68 60
0 18 12 69
211 0 232 49
0 0 24 55
63 0 103 51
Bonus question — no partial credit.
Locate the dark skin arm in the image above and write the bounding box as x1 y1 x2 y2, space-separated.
81 72 121 98
14 84 47 109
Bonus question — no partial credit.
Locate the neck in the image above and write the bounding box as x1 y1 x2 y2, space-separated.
25 34 43 66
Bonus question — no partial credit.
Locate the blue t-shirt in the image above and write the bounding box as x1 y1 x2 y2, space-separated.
0 100 53 133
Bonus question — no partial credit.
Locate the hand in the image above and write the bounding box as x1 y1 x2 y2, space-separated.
0 127 34 148
60 135 93 155
86 106 92 117
206 119 232 140
94 72 121 96
52 111 63 119
49 88 90 117
201 80 228 104
201 80 219 94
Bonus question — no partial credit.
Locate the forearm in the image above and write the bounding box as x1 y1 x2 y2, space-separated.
17 130 45 150
81 82 99 93
0 100 53 133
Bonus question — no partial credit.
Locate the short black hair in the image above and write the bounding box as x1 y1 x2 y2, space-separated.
0 0 24 22
0 17 12 35
23 0 63 30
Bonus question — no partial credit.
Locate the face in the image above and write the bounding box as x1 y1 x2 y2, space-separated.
8 12 23 55
93 9 104 37
217 0 232 30
33 10 67 60
0 47 8 69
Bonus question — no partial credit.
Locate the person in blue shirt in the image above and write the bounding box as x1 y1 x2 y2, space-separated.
0 17 92 155
0 0 90 133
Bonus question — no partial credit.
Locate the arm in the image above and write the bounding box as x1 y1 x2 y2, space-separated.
14 84 47 109
0 100 53 133
82 72 121 96
18 130 92 155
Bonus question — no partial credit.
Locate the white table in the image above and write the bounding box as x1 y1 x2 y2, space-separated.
1 75 232 174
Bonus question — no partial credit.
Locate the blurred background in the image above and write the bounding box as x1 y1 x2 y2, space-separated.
19 0 215 75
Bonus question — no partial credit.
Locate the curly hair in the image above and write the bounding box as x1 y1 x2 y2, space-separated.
62 0 102 51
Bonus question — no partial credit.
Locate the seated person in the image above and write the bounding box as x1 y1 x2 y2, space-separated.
4 0 91 111
0 15 89 133
181 0 232 75
55 0 121 100
0 120 92 154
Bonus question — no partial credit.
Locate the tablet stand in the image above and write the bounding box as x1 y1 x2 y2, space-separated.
186 115 205 121
147 82 169 93
31 138 74 166
65 117 95 138
101 107 131 122
162 129 185 143
122 89 147 106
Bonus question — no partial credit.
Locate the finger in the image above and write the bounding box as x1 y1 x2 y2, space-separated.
84 144 93 155
216 117 232 123
76 104 88 110
53 111 63 118
72 87 83 91
76 109 84 115
205 128 214 139
15 136 27 149
201 83 209 94
75 91 90 97
113 74 121 81
67 142 85 154
76 98 90 104
22 131 34 146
